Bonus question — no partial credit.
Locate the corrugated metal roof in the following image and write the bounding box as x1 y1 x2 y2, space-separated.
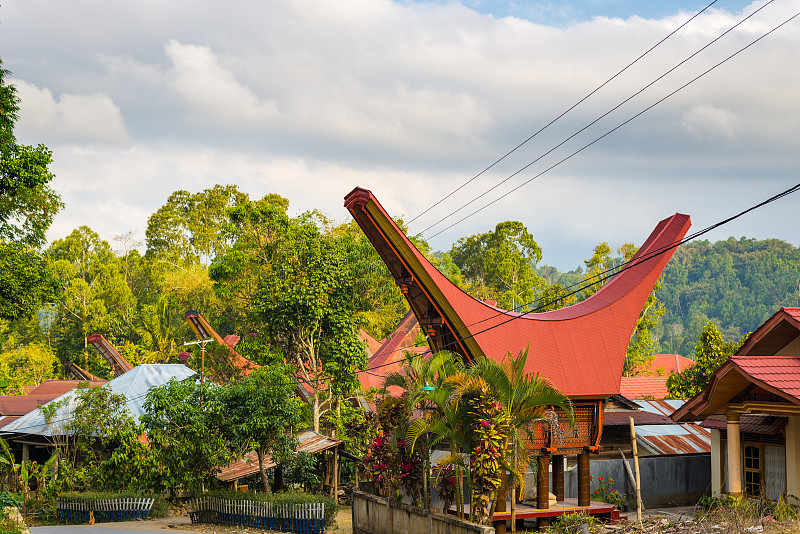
637 399 686 417
0 364 195 436
635 423 710 455
701 414 788 434
217 430 342 482
604 411 672 426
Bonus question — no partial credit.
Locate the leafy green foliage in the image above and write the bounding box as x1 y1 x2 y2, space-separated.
666 321 745 398
286 451 320 492
141 378 232 496
450 221 547 311
145 185 249 264
655 237 800 356
44 384 139 491
0 342 58 394
0 242 59 321
0 62 62 250
216 365 304 492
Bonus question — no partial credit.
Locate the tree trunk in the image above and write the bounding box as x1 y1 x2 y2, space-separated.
313 394 321 434
257 450 271 493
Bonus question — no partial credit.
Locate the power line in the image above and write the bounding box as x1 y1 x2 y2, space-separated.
8 180 799 432
406 0 721 226
421 0 780 237
426 9 800 240
353 181 800 380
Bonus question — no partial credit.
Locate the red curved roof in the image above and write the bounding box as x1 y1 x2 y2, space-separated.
345 187 690 398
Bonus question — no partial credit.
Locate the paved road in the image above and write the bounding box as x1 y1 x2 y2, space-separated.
32 516 196 534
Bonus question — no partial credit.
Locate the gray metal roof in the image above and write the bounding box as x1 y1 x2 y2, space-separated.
0 364 196 437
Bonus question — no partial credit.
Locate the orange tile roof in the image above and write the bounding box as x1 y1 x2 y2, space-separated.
645 354 695 375
619 376 669 399
730 355 800 400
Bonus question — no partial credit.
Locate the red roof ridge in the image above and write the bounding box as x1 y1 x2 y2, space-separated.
345 187 690 397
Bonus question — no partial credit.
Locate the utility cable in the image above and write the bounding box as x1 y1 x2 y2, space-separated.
6 182 798 435
421 0 778 237
426 9 800 240
407 0 720 226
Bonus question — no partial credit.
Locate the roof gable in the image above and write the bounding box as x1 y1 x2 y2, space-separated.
737 307 800 356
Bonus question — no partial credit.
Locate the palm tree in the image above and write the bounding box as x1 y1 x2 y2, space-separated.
447 348 574 529
384 350 464 509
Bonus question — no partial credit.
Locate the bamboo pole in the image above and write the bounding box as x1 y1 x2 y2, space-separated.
629 417 642 523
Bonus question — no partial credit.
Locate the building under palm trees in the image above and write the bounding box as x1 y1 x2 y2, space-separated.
345 187 690 529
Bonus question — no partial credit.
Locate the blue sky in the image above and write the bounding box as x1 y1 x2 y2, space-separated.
415 0 756 22
1 0 798 270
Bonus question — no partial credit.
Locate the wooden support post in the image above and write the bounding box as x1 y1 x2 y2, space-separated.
726 412 742 496
629 417 642 522
537 455 550 528
577 453 590 507
552 455 564 502
332 447 339 500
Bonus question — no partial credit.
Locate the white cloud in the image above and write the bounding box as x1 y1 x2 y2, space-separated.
12 80 129 145
0 0 798 269
164 40 281 126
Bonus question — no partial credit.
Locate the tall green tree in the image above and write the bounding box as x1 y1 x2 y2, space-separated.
217 365 305 492
0 59 62 322
47 227 134 376
211 198 372 433
450 222 547 311
666 321 746 398
146 185 249 264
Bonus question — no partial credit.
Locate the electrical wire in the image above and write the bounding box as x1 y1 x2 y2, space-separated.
421 0 780 237
426 9 800 240
7 182 799 435
407 0 721 226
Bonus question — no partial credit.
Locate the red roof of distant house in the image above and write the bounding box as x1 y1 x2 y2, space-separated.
0 395 63 416
646 354 694 375
28 380 106 396
619 376 669 399
359 329 383 355
345 187 690 398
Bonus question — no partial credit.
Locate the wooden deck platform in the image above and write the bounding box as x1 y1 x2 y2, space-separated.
450 499 626 523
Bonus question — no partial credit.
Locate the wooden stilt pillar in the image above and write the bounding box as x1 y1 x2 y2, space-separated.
578 453 590 506
537 455 551 528
552 455 564 502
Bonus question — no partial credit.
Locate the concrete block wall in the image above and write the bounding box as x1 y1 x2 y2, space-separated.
352 489 494 534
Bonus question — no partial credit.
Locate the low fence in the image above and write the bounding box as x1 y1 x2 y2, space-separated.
188 496 325 534
56 497 154 522
352 489 494 534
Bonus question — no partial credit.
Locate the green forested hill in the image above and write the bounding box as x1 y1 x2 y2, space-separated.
652 238 800 357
